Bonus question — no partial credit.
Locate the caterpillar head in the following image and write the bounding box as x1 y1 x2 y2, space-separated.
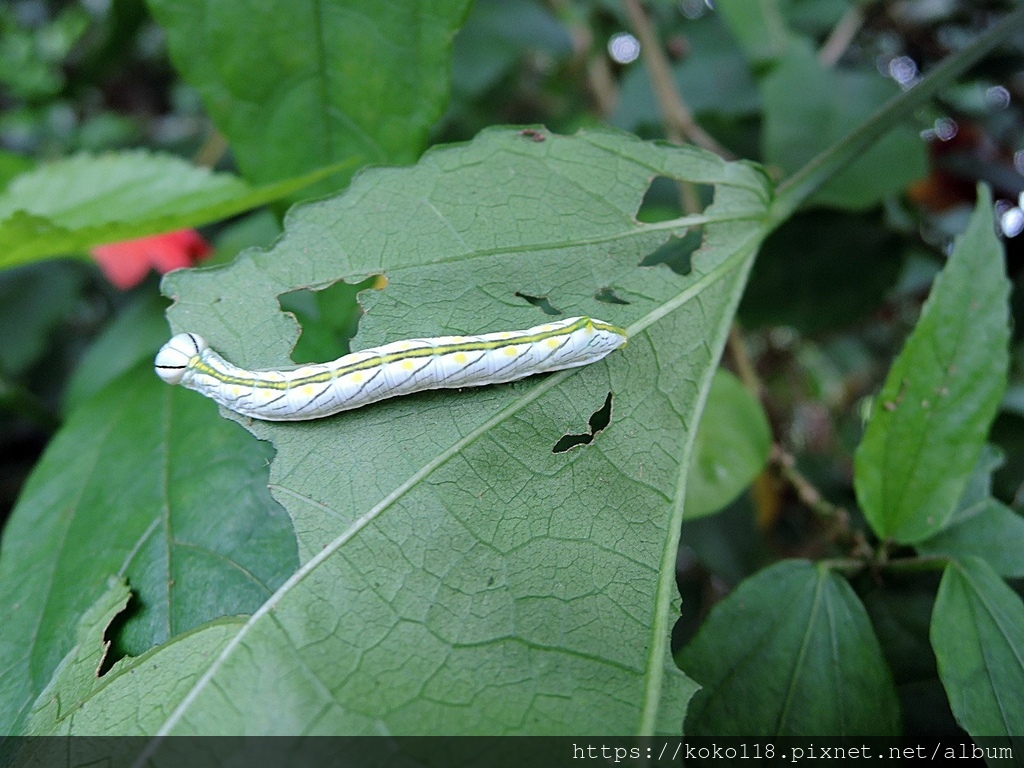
154 333 208 384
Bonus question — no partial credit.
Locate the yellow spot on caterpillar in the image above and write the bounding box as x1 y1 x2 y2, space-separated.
540 324 554 332
402 360 415 371
504 346 518 357
547 338 560 349
352 373 364 384
586 321 595 333
497 332 513 339
302 385 314 396
454 353 468 364
232 386 242 396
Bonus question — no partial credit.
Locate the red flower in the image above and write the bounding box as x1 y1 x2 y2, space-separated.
91 229 212 289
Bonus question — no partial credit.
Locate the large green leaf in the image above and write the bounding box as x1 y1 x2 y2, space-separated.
0 364 297 737
451 0 571 98
21 128 771 737
680 559 901 736
931 557 1024 738
854 187 1011 543
148 0 472 193
62 291 172 413
0 149 32 190
860 580 963 736
0 261 86 377
0 151 346 270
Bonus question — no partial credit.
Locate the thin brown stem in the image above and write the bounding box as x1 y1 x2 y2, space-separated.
770 443 856 545
587 54 619 118
621 0 733 159
192 128 229 168
728 330 859 550
819 5 865 67
727 324 760 398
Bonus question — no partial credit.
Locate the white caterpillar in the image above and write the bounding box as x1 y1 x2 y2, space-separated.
155 316 628 421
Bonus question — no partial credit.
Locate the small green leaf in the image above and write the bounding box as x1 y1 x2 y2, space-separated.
918 500 1024 578
0 364 297 737
680 560 901 736
914 446 1024 577
685 370 772 519
854 187 1011 543
0 151 346 270
761 39 927 210
932 557 1024 738
949 444 1004 521
149 0 473 194
714 0 792 65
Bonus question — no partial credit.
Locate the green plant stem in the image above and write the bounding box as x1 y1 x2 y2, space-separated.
882 555 951 573
819 557 867 576
770 6 1024 225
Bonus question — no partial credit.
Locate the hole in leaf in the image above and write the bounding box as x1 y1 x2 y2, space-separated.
515 291 562 316
640 227 704 275
636 176 714 223
552 392 613 453
638 176 682 222
595 286 630 305
278 275 384 364
98 593 140 676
